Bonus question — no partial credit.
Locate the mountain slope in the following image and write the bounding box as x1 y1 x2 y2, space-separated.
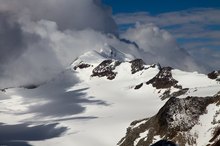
0 47 220 146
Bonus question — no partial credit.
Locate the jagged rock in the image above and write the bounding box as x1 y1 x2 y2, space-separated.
146 67 179 89
151 140 177 146
0 88 6 92
91 60 121 80
73 62 91 70
212 140 220 146
118 95 220 146
208 71 220 79
134 66 185 99
160 88 189 100
130 59 145 74
134 83 143 90
156 96 212 132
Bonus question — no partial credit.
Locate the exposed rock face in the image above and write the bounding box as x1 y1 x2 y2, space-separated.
73 62 91 70
134 83 143 90
146 67 179 89
91 60 121 80
156 96 212 132
132 66 186 100
130 59 145 74
91 58 147 80
208 71 220 79
159 88 189 100
151 140 177 146
118 95 220 146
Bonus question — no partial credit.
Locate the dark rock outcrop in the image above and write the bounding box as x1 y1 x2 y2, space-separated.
73 62 91 70
160 88 189 100
146 67 179 89
208 71 220 80
118 95 220 146
151 140 177 146
134 83 143 90
91 60 121 80
130 59 145 74
134 66 185 99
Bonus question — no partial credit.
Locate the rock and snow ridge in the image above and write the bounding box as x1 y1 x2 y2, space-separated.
72 47 220 146
0 46 220 146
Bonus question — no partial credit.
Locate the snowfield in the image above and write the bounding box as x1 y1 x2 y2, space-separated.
0 48 220 146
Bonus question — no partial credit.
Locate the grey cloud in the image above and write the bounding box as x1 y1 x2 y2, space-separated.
0 16 63 88
0 0 119 89
189 47 220 72
0 12 26 67
0 0 117 34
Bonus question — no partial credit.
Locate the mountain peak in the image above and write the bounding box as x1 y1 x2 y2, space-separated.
99 44 135 62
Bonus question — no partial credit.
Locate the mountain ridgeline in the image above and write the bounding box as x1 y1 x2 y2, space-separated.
2 45 219 146
72 46 220 146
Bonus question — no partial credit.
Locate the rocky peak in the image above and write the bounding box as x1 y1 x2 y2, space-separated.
208 70 220 80
130 59 145 74
151 140 177 146
99 44 134 62
73 61 91 70
91 60 121 80
146 67 179 89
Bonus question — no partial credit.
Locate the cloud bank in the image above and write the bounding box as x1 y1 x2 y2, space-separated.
0 0 117 33
0 0 117 88
121 23 205 72
0 1 212 89
115 8 220 71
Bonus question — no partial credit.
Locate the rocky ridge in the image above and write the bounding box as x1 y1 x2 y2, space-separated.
71 48 220 146
118 94 220 146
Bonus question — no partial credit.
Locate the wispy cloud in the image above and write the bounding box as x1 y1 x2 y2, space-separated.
115 8 220 27
115 8 220 71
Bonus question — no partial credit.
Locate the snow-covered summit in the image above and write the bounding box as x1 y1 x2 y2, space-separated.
71 44 135 68
99 44 135 62
71 48 220 146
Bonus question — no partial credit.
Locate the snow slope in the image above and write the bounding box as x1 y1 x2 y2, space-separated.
0 47 220 146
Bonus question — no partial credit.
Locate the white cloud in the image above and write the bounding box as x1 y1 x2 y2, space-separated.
114 8 220 42
115 8 220 71
0 14 142 88
121 23 206 72
0 17 113 88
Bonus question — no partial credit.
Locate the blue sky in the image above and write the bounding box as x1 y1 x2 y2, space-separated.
103 0 220 14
